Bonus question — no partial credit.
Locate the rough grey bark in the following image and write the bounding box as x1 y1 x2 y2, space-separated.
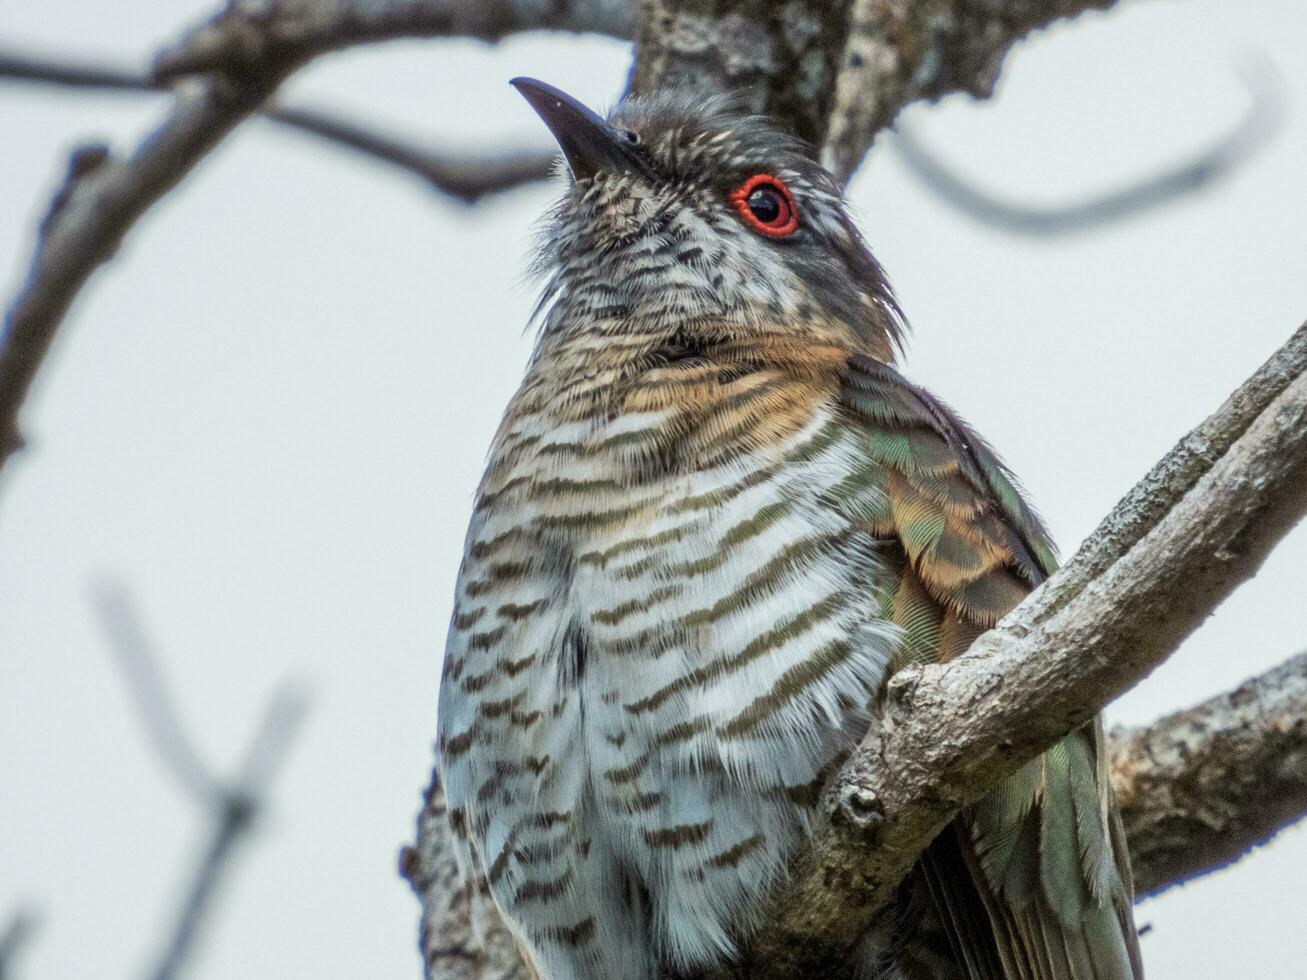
629 0 858 148
629 0 1119 181
1111 650 1307 898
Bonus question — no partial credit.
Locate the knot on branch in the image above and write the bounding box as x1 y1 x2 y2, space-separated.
885 663 924 708
834 779 885 836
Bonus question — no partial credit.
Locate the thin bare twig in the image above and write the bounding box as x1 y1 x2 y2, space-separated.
268 106 557 203
0 48 558 204
2 0 624 480
148 684 307 980
89 579 309 980
889 60 1287 235
92 581 226 806
0 48 148 91
0 912 39 980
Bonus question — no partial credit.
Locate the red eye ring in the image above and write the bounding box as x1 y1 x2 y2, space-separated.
729 174 798 237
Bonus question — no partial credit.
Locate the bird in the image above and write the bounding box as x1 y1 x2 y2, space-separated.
435 77 1143 980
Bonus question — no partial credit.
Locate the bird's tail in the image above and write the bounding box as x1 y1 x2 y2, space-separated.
895 721 1143 980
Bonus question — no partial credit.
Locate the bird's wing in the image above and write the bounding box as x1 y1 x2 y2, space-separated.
839 354 1143 980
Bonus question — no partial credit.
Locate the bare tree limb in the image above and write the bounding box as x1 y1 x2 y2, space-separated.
147 685 307 980
743 322 1307 976
90 580 310 980
153 0 633 80
1034 323 1307 628
93 579 227 807
268 107 557 203
1111 650 1307 898
0 70 288 473
888 60 1285 235
0 47 152 91
2 0 624 481
0 48 559 204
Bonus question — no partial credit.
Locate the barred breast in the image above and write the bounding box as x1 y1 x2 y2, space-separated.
437 349 896 980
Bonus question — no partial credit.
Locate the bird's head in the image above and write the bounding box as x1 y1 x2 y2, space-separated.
513 78 904 364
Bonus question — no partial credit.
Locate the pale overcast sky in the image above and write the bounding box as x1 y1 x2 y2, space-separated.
2 1 1305 978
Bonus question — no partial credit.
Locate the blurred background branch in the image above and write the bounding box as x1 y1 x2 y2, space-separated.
0 49 558 203
91 580 309 980
0 912 39 980
889 57 1287 235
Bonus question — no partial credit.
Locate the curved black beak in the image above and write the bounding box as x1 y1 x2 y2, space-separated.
510 77 649 181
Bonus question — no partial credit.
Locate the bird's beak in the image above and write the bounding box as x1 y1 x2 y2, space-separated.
510 77 649 181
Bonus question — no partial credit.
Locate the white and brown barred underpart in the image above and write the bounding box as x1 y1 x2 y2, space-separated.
435 113 906 973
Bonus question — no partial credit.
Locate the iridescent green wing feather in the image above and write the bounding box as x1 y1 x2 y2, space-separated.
840 354 1143 980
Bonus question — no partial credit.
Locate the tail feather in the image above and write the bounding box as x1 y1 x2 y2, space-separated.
910 725 1143 980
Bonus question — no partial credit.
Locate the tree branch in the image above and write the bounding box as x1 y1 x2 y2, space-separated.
629 0 856 149
91 580 310 980
268 106 557 203
0 48 559 205
0 69 288 473
153 0 633 80
404 639 1307 980
742 321 1307 976
888 58 1285 235
1111 650 1307 898
822 0 1118 183
2 0 624 482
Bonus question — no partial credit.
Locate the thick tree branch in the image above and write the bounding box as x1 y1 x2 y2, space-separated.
629 0 857 149
153 0 633 79
1111 650 1307 898
743 323 1307 977
405 641 1307 980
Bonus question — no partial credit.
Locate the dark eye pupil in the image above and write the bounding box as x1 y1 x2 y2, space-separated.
621 129 639 144
747 188 783 224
